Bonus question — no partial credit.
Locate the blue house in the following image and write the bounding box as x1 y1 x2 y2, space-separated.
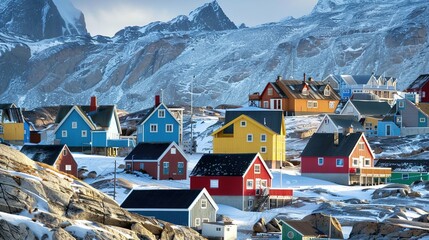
136 97 182 145
120 188 218 229
54 97 134 155
378 98 429 137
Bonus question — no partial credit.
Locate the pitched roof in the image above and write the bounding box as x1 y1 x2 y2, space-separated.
120 189 204 209
124 142 172 160
136 103 179 126
282 220 324 237
55 105 116 129
300 132 364 157
0 107 24 123
375 159 429 172
190 153 258 176
20 144 66 165
417 103 429 116
352 75 372 84
223 107 283 134
406 74 429 90
0 103 17 109
275 80 340 101
326 114 365 132
350 100 391 116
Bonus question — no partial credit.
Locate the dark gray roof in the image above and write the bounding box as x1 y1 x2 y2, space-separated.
190 153 257 176
20 144 66 165
282 220 324 237
407 74 429 90
351 100 391 116
352 75 372 84
124 142 171 160
275 80 340 101
375 159 429 172
224 107 283 134
327 115 365 131
0 103 16 109
55 105 116 128
121 189 203 209
300 132 363 157
270 82 288 98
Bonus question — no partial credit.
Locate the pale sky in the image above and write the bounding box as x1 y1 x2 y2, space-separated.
69 0 318 37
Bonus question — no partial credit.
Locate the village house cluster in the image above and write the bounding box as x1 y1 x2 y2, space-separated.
2 73 429 237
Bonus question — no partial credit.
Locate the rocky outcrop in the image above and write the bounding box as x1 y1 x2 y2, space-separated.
303 213 343 239
349 221 429 239
372 184 421 199
0 145 204 239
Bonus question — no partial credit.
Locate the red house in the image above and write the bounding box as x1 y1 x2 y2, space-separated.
406 74 429 102
20 144 78 178
190 153 292 211
124 142 188 180
300 132 391 185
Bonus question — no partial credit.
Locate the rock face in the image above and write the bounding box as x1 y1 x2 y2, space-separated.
303 213 343 239
372 184 421 199
0 145 204 239
349 221 429 239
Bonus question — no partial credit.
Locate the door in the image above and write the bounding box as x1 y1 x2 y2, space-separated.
270 99 282 110
386 125 391 136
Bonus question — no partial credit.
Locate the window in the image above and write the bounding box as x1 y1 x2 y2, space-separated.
336 159 344 167
318 157 324 166
267 88 273 96
287 231 295 238
352 158 358 167
260 134 266 142
210 179 219 188
62 130 67 137
65 165 72 171
260 146 267 153
246 179 254 189
170 148 176 154
240 120 247 127
396 116 402 123
329 101 335 109
261 180 267 188
324 88 330 96
254 164 261 174
420 118 426 123
307 101 318 108
163 162 169 175
364 158 371 166
195 218 201 227
302 87 309 95
63 149 67 156
263 101 269 108
139 163 144 170
81 130 87 137
0 125 3 134
324 118 329 124
201 199 207 209
248 199 254 208
72 122 77 129
150 124 158 132
166 124 173 132
202 218 210 223
402 173 409 180
358 142 364 150
158 109 165 118
126 163 131 170
247 134 253 142
398 101 404 108
216 227 221 232
178 162 184 175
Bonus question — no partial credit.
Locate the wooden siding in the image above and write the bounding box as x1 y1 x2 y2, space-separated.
158 147 187 180
191 176 243 196
190 194 217 229
1 123 24 141
55 110 92 147
139 105 180 144
56 148 78 178
242 156 272 196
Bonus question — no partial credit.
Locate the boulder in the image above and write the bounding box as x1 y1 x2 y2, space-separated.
253 222 267 233
303 213 343 239
87 171 97 179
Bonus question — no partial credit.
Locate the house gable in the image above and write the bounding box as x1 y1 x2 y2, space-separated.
54 106 95 134
138 103 180 143
211 114 277 137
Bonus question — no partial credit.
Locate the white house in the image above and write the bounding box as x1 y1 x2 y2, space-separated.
202 222 237 240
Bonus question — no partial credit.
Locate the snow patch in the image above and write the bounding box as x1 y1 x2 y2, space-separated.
51 0 83 34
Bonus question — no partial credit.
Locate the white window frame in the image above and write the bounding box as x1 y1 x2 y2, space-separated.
81 130 87 137
201 199 207 209
247 134 253 142
163 162 169 175
267 88 273 96
336 158 344 167
72 121 77 129
254 164 261 174
165 124 173 133
195 218 201 227
150 124 158 133
420 118 426 123
352 158 359 167
248 199 254 208
324 88 330 96
177 162 184 175
65 165 72 171
364 158 371 166
240 120 247 127
170 148 176 154
158 109 165 118
246 179 254 189
210 179 219 188
318 157 324 166
396 116 402 123
358 142 365 150
260 134 267 142
62 130 67 138
260 146 267 153
329 101 335 109
202 218 210 223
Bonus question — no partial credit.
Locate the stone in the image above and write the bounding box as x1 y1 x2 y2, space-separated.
303 213 343 239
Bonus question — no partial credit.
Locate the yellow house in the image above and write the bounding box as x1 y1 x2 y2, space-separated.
0 103 28 144
211 108 285 168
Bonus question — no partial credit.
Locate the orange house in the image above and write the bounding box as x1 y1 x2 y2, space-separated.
249 76 341 116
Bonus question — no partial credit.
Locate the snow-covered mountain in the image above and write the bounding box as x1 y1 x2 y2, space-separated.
0 0 429 111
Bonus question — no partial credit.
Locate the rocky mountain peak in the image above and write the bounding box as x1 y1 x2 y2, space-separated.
0 0 87 40
189 0 237 31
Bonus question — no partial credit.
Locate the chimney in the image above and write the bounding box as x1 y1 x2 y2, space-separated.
334 131 339 146
308 77 313 81
155 95 161 107
276 75 282 81
90 96 97 112
343 127 353 135
303 73 306 82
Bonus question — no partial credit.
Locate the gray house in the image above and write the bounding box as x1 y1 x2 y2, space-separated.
120 188 218 229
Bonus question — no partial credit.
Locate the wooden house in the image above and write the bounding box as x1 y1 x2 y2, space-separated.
0 103 30 145
316 114 365 134
378 98 429 137
323 74 398 103
301 132 391 185
405 74 429 103
280 220 325 240
190 153 292 211
20 144 78 177
124 142 188 180
375 159 429 185
202 222 237 240
120 188 218 229
54 96 134 156
136 95 183 145
249 75 340 115
211 107 285 168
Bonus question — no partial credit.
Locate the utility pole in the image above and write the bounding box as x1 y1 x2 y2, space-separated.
190 75 195 153
113 159 116 200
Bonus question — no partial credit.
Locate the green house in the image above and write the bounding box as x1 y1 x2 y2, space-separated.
279 220 326 240
375 159 429 185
